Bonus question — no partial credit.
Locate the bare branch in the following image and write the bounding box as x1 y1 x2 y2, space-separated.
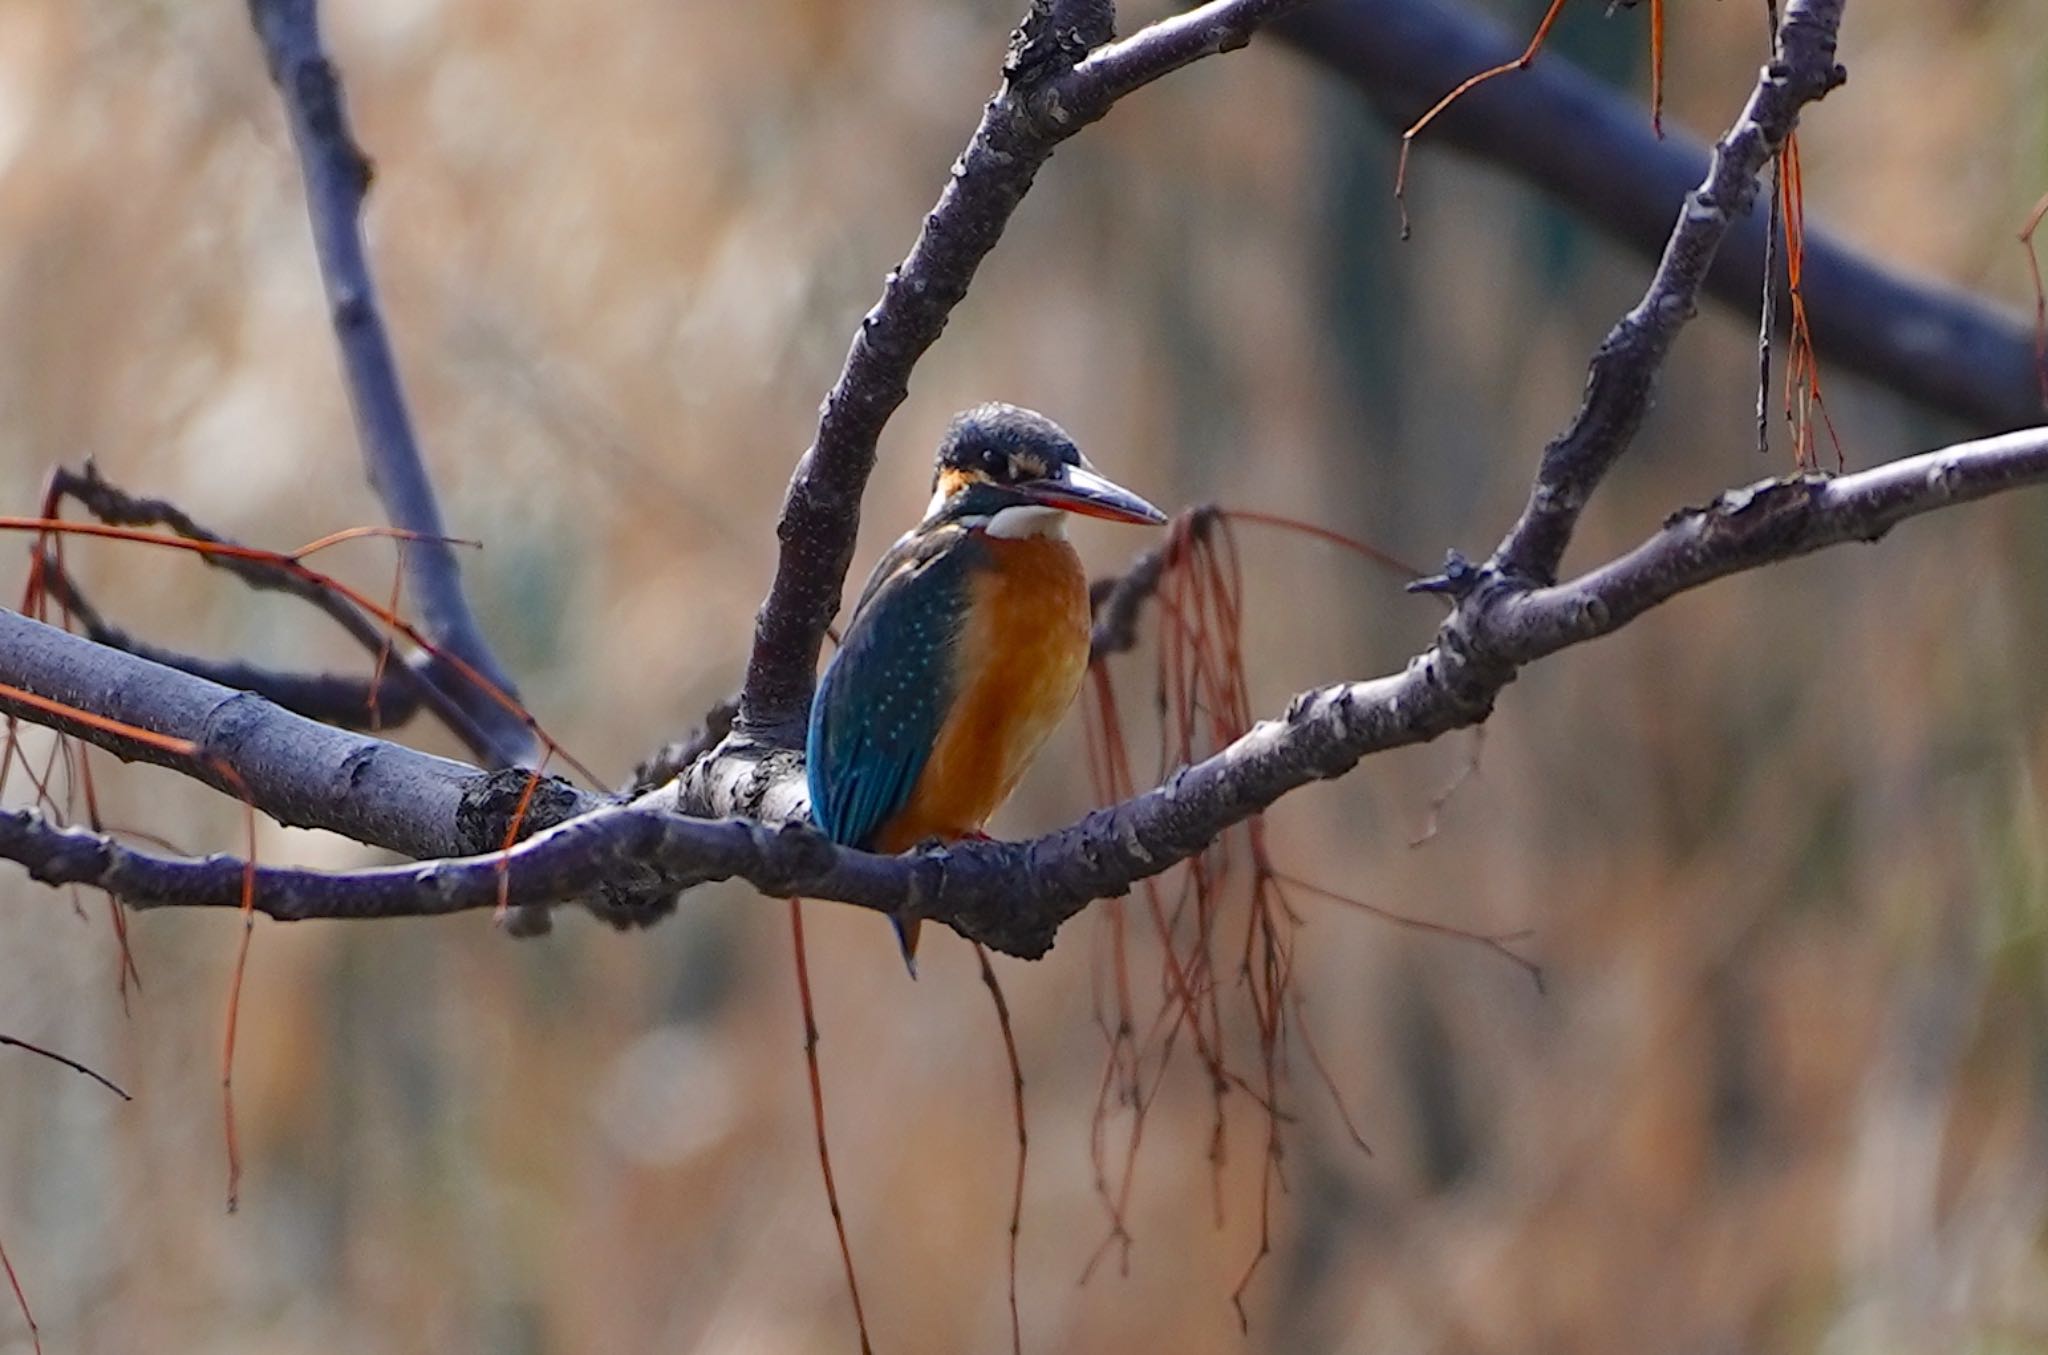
1276 0 2040 435
46 466 505 761
0 608 595 861
0 1033 131 1101
680 0 1847 831
736 0 1312 745
11 424 2042 956
38 557 424 732
1488 0 1845 584
245 0 533 765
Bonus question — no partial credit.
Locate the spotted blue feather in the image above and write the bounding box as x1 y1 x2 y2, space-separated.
806 525 983 850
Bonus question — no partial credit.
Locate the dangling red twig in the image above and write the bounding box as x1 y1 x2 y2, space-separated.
974 943 1027 1355
789 900 874 1354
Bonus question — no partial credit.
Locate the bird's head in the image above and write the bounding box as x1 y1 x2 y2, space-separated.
924 403 1167 538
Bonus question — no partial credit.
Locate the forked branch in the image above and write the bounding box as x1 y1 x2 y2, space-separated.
1488 0 1847 583
37 466 502 758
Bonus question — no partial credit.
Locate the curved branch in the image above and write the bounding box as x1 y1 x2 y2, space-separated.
246 0 533 766
736 0 1313 745
8 425 2043 955
1276 0 2040 435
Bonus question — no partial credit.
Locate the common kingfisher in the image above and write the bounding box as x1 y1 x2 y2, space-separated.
806 403 1168 972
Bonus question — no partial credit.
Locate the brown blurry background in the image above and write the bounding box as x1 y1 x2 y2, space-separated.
3 1 2047 1352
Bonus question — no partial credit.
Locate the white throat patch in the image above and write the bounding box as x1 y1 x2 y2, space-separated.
985 504 1067 539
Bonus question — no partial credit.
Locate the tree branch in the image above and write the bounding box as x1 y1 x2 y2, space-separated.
19 0 2020 976
1275 0 2041 435
1485 0 1845 584
735 0 1313 745
38 556 426 733
40 465 501 756
245 0 533 766
0 607 595 861
9 424 2043 953
688 0 1845 819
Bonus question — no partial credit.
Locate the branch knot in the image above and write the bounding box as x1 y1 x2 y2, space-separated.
1007 1 1117 85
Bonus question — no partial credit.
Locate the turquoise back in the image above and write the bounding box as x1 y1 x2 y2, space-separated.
806 529 981 849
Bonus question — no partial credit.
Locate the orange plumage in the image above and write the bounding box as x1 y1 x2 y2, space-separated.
874 534 1090 852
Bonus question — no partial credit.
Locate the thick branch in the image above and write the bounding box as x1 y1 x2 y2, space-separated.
246 0 532 766
0 608 595 861
736 0 1311 745
1275 0 2040 435
1496 429 2048 646
10 426 2044 955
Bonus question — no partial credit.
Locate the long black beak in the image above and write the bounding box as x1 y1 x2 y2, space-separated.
1020 465 1168 525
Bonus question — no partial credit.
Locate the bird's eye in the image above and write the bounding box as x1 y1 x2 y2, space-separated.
979 448 1005 476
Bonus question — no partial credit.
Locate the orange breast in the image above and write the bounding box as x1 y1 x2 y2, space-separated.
876 533 1089 853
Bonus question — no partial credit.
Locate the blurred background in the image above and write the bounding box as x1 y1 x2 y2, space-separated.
2 0 2046 1351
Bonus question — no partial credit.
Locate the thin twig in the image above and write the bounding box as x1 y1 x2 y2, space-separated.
789 900 874 1354
1394 0 1567 238
0 1032 132 1100
1089 507 1221 661
0 1233 39 1355
35 555 425 733
2022 189 2048 411
1408 725 1485 848
45 465 502 762
1759 0 1784 458
974 943 1029 1355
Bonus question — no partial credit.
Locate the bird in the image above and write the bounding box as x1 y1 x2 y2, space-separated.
806 403 1167 973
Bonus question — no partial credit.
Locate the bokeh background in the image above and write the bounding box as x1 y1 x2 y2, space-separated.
3 1 2047 1351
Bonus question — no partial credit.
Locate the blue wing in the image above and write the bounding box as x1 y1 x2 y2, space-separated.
806 527 979 849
